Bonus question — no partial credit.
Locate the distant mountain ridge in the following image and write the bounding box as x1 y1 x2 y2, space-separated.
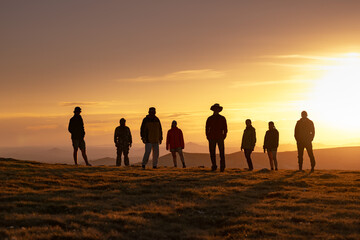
134 146 360 170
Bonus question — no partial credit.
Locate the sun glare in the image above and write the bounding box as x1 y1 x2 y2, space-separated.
308 53 360 131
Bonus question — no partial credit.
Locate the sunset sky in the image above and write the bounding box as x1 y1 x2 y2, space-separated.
1 0 360 149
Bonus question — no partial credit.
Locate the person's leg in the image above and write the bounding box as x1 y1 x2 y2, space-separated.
73 149 78 165
80 149 90 166
171 151 177 167
305 142 316 171
123 146 130 166
267 150 274 170
244 149 253 170
116 147 122 166
178 149 186 168
79 139 90 166
273 150 278 170
152 143 159 168
218 140 225 172
297 142 305 171
208 140 217 170
142 143 152 168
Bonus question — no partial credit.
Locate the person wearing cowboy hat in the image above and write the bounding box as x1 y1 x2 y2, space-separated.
68 106 91 166
206 103 228 172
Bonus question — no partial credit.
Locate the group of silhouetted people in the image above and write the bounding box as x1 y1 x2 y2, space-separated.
68 104 316 172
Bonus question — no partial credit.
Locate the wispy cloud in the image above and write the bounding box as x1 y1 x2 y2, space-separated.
26 124 59 130
263 54 340 61
118 69 225 82
231 79 312 88
59 102 100 107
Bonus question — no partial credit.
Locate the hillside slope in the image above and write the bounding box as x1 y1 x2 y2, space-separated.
1 158 360 239
157 146 360 170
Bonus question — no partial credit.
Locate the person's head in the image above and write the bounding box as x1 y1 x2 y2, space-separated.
171 120 177 128
301 111 308 118
120 118 126 126
74 106 81 115
245 119 252 127
210 103 223 114
148 107 156 116
268 121 275 130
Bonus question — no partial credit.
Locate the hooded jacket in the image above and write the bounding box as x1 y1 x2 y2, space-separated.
114 125 132 147
140 115 163 144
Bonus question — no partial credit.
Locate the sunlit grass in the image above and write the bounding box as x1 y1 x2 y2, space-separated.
1 158 360 239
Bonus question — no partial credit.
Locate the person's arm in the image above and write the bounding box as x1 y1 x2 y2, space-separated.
223 117 228 140
140 118 146 143
205 117 210 140
80 117 85 138
128 127 132 147
166 130 170 150
263 132 267 153
68 119 72 134
241 131 244 151
311 121 315 141
253 128 257 150
158 118 163 144
180 129 185 149
275 130 279 148
294 121 299 141
114 128 117 144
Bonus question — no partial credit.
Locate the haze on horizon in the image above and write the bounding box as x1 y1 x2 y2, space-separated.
1 0 360 150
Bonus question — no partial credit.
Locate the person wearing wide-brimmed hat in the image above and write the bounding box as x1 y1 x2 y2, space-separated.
68 106 91 166
206 103 228 172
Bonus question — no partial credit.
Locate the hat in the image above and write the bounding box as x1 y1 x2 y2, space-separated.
210 103 223 112
74 106 81 113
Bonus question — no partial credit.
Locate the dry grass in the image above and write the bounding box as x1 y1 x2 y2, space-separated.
1 158 360 240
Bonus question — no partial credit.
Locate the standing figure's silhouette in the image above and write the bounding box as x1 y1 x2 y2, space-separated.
263 121 279 170
140 107 163 169
241 119 256 171
166 120 186 168
206 103 228 172
68 106 91 166
295 111 316 172
114 118 132 166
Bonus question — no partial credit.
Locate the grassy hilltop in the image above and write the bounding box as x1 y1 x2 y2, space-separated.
1 158 360 240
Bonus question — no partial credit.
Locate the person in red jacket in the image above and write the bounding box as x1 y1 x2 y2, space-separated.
166 120 186 168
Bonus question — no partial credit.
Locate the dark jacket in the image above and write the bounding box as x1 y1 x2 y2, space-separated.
166 127 185 150
140 115 163 143
263 128 279 150
206 114 228 140
68 115 85 140
295 118 315 143
241 126 256 150
114 126 132 147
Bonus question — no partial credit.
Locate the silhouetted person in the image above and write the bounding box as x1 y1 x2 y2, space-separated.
114 118 132 166
68 107 91 166
206 103 227 172
295 111 316 172
141 107 163 169
263 121 279 171
166 120 186 168
241 119 256 170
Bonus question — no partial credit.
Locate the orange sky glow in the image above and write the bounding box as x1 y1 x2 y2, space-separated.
1 1 360 150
